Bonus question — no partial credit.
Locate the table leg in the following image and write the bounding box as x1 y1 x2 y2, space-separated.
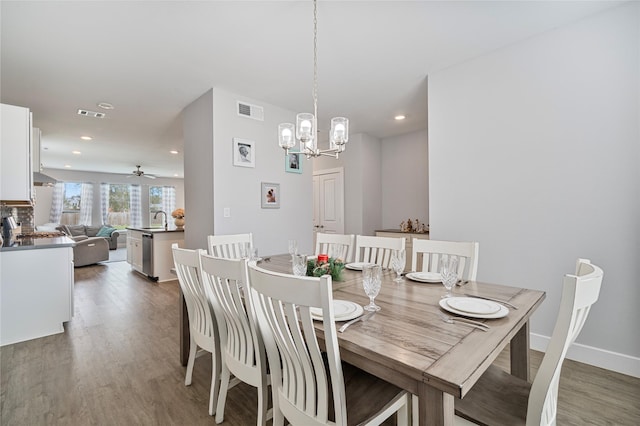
418 382 454 425
510 320 530 381
179 290 190 366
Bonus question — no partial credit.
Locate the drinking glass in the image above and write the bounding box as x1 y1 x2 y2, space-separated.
390 249 406 283
288 239 298 262
439 255 459 298
292 254 307 276
250 246 259 262
362 264 382 312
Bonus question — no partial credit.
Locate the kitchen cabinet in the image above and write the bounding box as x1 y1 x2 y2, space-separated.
0 243 74 346
127 230 143 272
375 229 429 263
0 103 33 202
127 227 184 282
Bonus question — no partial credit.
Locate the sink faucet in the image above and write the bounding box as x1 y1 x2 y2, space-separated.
153 211 168 230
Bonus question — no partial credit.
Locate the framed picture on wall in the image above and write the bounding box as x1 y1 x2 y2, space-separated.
233 138 255 168
261 182 280 209
285 151 303 174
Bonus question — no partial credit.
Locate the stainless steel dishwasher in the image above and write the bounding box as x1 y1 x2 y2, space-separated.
142 233 156 280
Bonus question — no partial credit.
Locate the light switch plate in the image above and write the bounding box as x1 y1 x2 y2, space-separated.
223 208 230 218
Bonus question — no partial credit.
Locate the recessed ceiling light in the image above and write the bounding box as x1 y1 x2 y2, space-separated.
64 164 71 168
394 115 406 121
81 136 92 140
169 150 179 154
97 102 114 110
72 151 81 155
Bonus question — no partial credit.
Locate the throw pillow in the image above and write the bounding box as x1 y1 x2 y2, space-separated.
96 226 115 237
67 225 86 236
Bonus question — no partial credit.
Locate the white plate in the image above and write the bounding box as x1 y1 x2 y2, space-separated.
439 298 509 319
405 271 442 283
310 300 364 322
345 262 375 271
446 297 501 315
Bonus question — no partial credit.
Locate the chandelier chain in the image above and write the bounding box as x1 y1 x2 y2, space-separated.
313 0 318 126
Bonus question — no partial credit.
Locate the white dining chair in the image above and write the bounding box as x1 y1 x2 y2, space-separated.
454 258 604 426
199 253 271 425
171 244 221 416
246 261 410 426
354 235 406 269
207 233 253 258
315 232 355 263
411 239 480 281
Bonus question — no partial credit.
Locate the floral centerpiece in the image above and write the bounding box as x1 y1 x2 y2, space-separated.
171 208 185 228
306 255 345 281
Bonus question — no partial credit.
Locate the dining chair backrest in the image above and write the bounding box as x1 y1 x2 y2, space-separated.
354 235 405 269
315 232 355 263
172 243 221 416
207 233 253 258
454 258 604 426
411 239 480 281
526 258 603 426
247 262 409 426
199 253 270 425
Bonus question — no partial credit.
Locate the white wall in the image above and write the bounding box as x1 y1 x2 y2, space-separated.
210 88 313 256
381 129 429 229
429 3 639 376
182 89 214 250
34 168 184 227
182 88 313 256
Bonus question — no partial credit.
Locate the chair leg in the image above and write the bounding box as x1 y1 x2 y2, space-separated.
215 365 231 423
256 383 269 426
185 337 197 386
209 349 221 417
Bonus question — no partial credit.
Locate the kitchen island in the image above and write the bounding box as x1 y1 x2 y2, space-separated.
0 236 76 346
126 226 184 282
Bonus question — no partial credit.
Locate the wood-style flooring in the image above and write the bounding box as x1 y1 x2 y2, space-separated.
1 261 639 425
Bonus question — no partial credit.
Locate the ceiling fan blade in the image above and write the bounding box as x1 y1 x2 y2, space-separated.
144 174 156 179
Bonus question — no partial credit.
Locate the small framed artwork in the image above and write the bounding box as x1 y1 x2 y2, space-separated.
261 182 280 209
285 151 303 174
233 138 255 168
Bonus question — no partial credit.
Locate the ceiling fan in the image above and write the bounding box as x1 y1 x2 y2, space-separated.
128 165 156 179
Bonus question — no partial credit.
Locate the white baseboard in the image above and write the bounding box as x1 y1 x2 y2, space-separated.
530 333 640 378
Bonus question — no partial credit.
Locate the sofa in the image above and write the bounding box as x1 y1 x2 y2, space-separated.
56 224 121 250
72 236 109 267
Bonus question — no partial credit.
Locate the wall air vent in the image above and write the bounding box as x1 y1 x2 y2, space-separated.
77 109 106 118
237 101 264 121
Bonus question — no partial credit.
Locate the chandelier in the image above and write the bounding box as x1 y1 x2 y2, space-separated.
278 0 348 159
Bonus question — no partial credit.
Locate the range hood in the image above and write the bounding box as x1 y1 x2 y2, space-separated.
33 171 57 187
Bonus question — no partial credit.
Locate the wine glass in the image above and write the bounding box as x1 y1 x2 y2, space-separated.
362 264 382 312
390 249 406 283
292 254 307 276
288 239 298 262
439 254 459 298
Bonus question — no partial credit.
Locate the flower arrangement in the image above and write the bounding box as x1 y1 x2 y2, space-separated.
171 208 185 219
306 256 345 281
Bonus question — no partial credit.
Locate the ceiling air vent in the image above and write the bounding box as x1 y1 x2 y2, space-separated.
77 109 106 118
237 101 264 121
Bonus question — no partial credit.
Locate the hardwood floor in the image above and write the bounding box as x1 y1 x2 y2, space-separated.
1 261 639 425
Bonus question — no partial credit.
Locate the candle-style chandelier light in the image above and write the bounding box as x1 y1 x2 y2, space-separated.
278 0 348 159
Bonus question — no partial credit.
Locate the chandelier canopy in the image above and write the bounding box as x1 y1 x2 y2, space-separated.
278 0 349 159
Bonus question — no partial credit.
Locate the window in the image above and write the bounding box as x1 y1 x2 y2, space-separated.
60 182 82 225
107 184 130 229
149 186 176 228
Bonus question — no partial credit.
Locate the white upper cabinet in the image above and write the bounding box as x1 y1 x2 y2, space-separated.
1 103 33 202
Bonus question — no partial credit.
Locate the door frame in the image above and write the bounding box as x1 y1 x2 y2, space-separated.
313 167 345 239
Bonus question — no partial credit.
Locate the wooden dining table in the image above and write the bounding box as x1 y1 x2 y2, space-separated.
179 253 545 425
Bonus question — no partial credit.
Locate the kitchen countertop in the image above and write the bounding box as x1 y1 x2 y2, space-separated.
376 228 429 234
127 226 185 233
1 236 76 252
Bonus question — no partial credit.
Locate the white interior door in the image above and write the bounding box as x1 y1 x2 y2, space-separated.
313 168 344 245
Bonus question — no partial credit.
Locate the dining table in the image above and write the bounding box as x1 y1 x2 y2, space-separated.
178 253 545 425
